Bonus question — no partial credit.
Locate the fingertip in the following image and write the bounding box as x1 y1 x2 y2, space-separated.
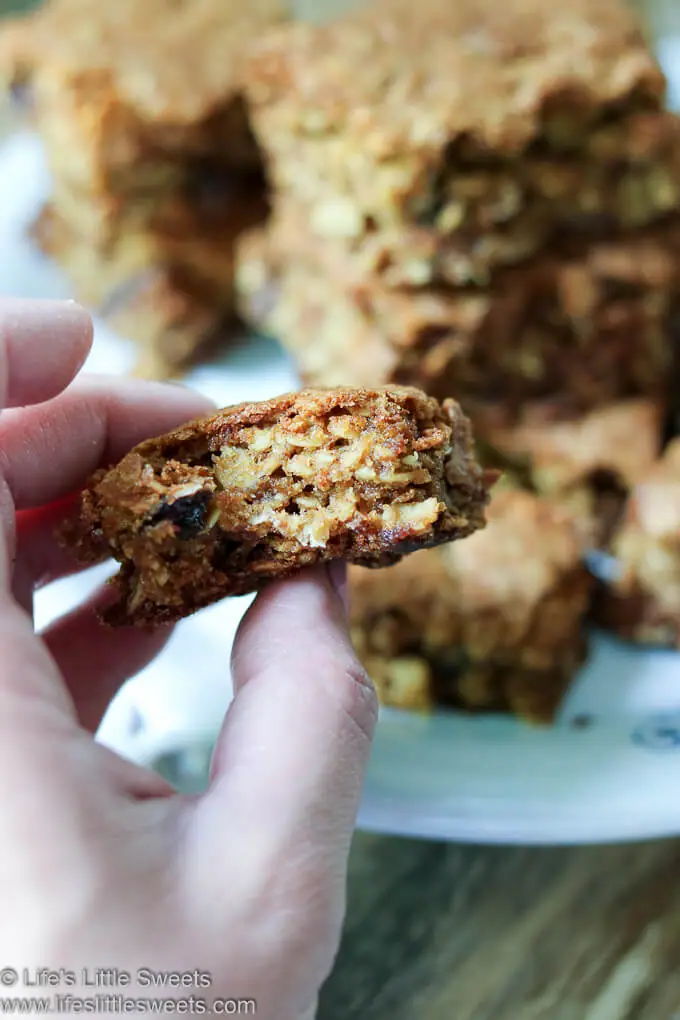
0 298 93 408
74 374 216 426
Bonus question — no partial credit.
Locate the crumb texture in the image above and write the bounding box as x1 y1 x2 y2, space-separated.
245 0 663 156
66 387 492 624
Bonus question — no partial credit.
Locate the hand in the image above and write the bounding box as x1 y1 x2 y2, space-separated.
0 300 378 1020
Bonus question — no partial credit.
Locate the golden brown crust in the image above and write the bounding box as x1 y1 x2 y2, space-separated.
350 490 592 724
245 0 663 159
2 0 287 129
64 387 494 625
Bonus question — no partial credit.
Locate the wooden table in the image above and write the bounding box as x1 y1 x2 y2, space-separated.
321 835 680 1019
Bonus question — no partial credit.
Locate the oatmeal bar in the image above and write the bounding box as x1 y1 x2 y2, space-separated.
350 490 592 723
65 387 494 625
593 439 680 645
1 0 286 195
244 0 679 283
474 398 665 546
0 0 281 376
237 217 680 413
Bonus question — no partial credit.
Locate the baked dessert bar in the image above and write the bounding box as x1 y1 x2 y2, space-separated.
1 0 282 376
244 0 679 285
593 439 680 645
65 387 494 625
1 0 285 207
237 217 680 414
350 490 592 723
474 398 665 547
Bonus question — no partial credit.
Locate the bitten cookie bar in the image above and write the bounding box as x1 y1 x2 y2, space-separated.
593 439 680 645
350 491 592 723
66 387 493 625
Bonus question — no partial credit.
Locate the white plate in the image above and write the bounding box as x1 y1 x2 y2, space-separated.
5 73 680 844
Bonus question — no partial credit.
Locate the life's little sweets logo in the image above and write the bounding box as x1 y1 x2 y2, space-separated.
20 967 213 989
632 713 680 751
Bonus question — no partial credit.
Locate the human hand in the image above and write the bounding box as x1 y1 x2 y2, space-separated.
0 300 378 1020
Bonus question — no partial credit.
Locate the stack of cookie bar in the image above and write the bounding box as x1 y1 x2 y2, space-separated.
0 0 286 377
241 0 680 411
236 0 680 718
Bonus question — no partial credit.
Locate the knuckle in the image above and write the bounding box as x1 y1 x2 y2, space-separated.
332 658 379 747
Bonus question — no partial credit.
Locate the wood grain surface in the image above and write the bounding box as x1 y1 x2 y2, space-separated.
319 835 680 1018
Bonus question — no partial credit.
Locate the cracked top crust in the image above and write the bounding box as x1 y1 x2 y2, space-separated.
244 0 665 158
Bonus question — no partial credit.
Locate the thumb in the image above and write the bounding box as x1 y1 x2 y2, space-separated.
189 563 377 892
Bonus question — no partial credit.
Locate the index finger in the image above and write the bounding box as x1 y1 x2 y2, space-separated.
0 299 92 410
0 374 214 510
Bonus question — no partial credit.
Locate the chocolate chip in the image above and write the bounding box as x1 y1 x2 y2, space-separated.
148 492 211 540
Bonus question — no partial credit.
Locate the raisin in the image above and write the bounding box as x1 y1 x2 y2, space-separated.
147 492 211 540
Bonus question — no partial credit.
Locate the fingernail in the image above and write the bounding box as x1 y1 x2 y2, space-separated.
3 298 91 335
327 560 348 614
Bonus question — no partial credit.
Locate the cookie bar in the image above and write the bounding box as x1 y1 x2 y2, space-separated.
244 0 678 284
474 398 665 547
237 217 680 413
0 0 281 376
2 0 285 198
350 490 592 723
593 439 680 645
65 387 494 625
